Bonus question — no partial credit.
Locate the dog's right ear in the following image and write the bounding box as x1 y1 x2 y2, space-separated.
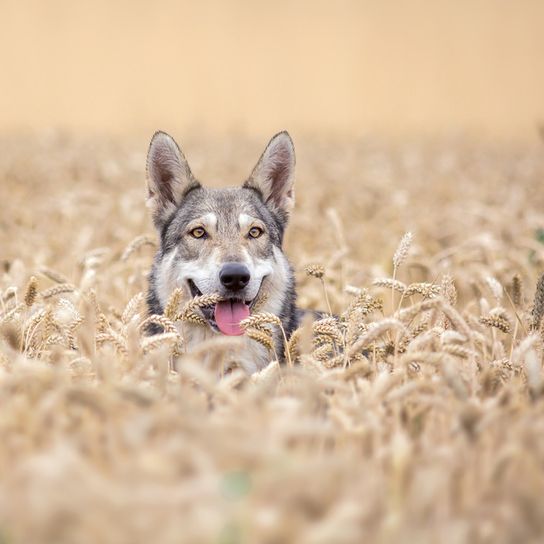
146 131 200 227
244 131 296 218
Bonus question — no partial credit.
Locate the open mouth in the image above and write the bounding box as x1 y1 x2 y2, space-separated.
187 279 261 336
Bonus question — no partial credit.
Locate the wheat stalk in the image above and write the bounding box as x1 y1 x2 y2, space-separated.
41 284 77 299
532 273 544 331
121 292 146 324
38 267 70 284
241 312 292 366
393 232 413 270
305 264 324 279
511 274 523 308
178 293 222 318
404 282 440 298
373 278 407 293
305 264 333 315
24 276 38 307
348 318 407 357
139 314 179 335
121 234 157 262
141 332 179 354
479 314 512 334
246 327 275 352
164 288 185 321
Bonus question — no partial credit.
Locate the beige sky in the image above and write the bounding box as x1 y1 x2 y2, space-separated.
1 0 543 141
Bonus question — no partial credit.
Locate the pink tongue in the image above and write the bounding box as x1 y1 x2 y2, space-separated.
214 300 250 336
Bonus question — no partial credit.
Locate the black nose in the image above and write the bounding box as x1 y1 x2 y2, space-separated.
220 263 251 292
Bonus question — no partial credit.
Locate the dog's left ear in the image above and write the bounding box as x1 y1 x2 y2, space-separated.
244 131 296 216
146 131 201 227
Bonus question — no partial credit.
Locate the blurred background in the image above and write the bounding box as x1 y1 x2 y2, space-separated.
4 5 544 544
1 0 543 143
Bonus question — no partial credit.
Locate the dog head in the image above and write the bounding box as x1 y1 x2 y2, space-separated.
146 131 296 335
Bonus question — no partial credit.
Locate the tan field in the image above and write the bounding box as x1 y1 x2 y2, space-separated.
1 132 544 543
2 2 544 543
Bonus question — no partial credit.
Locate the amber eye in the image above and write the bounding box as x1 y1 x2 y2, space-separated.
189 227 206 239
248 226 264 239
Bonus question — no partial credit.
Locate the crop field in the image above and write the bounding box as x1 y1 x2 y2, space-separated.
1 132 544 543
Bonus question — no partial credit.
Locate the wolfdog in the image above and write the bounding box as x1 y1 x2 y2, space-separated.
145 131 299 373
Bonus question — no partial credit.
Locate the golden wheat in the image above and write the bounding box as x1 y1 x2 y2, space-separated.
121 292 146 324
121 234 157 262
512 273 523 308
403 282 441 298
304 263 325 279
312 318 343 345
392 231 413 270
140 332 179 354
0 134 543 544
246 327 274 351
479 314 512 334
179 293 222 318
180 310 208 326
240 312 282 329
532 272 544 330
23 276 38 307
139 314 179 335
372 277 407 293
40 283 77 299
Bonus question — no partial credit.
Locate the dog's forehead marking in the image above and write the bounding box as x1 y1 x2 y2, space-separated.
238 213 257 229
201 212 217 229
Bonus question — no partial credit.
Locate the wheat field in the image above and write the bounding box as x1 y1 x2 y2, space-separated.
1 132 544 543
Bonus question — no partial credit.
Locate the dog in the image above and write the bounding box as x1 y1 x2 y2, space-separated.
145 131 300 373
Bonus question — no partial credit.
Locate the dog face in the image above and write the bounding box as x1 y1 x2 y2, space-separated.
146 131 296 336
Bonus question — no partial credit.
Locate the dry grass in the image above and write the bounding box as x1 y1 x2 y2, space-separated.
1 132 544 543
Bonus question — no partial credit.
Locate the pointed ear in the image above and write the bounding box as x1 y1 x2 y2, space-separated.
243 131 296 216
146 131 200 227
